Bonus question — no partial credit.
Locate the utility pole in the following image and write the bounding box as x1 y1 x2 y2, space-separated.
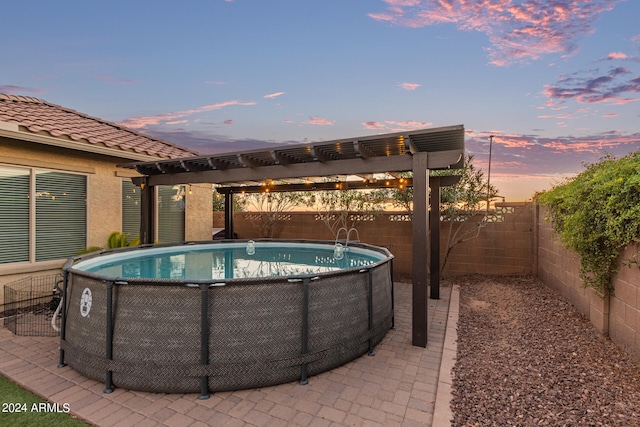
486 135 494 214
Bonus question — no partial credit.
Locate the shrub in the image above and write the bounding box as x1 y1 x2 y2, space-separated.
537 152 640 295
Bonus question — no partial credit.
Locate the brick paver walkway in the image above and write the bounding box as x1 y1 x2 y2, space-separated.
0 282 453 426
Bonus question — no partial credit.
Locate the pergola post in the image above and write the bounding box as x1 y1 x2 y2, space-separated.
430 177 441 300
224 192 234 239
412 152 429 347
140 178 156 244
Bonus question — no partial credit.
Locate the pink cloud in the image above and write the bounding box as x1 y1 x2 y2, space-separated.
224 119 233 125
119 100 256 129
361 119 432 132
613 98 640 105
603 113 618 118
363 121 385 129
489 133 536 149
540 133 639 153
0 85 45 95
303 116 335 126
387 120 431 129
607 52 628 60
264 91 285 99
544 66 640 106
368 0 620 66
398 82 421 91
95 74 136 84
464 129 640 200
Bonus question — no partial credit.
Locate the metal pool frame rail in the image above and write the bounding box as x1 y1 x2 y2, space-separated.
57 240 394 398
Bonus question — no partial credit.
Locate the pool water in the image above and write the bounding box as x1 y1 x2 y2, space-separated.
73 242 386 280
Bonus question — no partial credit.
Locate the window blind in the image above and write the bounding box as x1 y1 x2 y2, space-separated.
157 185 185 243
122 180 141 239
35 171 87 261
0 166 30 263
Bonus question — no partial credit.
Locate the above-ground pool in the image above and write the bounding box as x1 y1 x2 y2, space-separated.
59 240 394 397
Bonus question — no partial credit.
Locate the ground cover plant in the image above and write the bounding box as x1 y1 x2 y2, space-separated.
0 374 88 426
537 152 640 295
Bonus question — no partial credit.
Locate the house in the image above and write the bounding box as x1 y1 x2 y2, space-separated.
0 94 213 289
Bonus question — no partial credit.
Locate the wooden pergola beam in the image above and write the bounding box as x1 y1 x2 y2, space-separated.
216 178 413 194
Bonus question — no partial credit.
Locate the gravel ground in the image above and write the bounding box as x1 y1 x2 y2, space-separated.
450 275 640 426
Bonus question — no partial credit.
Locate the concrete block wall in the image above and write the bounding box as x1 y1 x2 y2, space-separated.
443 203 534 277
216 202 534 278
536 205 640 362
609 243 640 362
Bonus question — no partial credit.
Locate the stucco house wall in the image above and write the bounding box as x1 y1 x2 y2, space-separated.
0 95 212 301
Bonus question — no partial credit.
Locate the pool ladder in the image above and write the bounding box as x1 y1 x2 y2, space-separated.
333 227 359 260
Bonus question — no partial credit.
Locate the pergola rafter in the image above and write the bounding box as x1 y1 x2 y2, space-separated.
120 124 465 347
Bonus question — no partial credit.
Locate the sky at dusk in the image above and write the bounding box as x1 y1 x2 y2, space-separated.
2 0 639 201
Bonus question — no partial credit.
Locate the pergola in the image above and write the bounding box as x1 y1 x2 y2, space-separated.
121 124 465 347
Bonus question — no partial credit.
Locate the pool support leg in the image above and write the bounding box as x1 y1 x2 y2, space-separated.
300 277 310 385
198 284 210 400
367 269 375 356
104 280 114 394
390 259 395 330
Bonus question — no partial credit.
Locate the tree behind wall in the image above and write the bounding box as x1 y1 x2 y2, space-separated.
303 185 385 240
436 155 499 275
239 192 304 238
374 155 498 275
212 188 245 212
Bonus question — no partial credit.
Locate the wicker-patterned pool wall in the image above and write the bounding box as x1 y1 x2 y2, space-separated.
58 241 394 398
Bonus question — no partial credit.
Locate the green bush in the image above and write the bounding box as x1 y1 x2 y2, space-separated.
537 152 640 295
107 231 130 248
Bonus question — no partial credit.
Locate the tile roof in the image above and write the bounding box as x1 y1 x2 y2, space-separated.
0 94 199 159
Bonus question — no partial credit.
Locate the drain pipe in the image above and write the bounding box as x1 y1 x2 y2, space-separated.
51 299 63 333
51 275 64 333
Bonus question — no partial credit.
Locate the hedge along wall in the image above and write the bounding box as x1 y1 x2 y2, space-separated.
213 202 534 278
536 204 640 362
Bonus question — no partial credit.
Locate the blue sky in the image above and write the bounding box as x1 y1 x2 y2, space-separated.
2 0 639 201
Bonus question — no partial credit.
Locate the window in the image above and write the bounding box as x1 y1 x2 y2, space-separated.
0 165 87 264
121 181 187 244
0 167 30 263
35 171 87 261
157 185 185 243
122 180 140 239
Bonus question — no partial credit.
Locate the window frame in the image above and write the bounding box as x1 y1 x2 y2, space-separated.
156 184 186 243
121 179 141 240
0 163 88 266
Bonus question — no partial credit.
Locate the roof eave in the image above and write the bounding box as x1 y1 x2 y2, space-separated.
0 123 166 162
